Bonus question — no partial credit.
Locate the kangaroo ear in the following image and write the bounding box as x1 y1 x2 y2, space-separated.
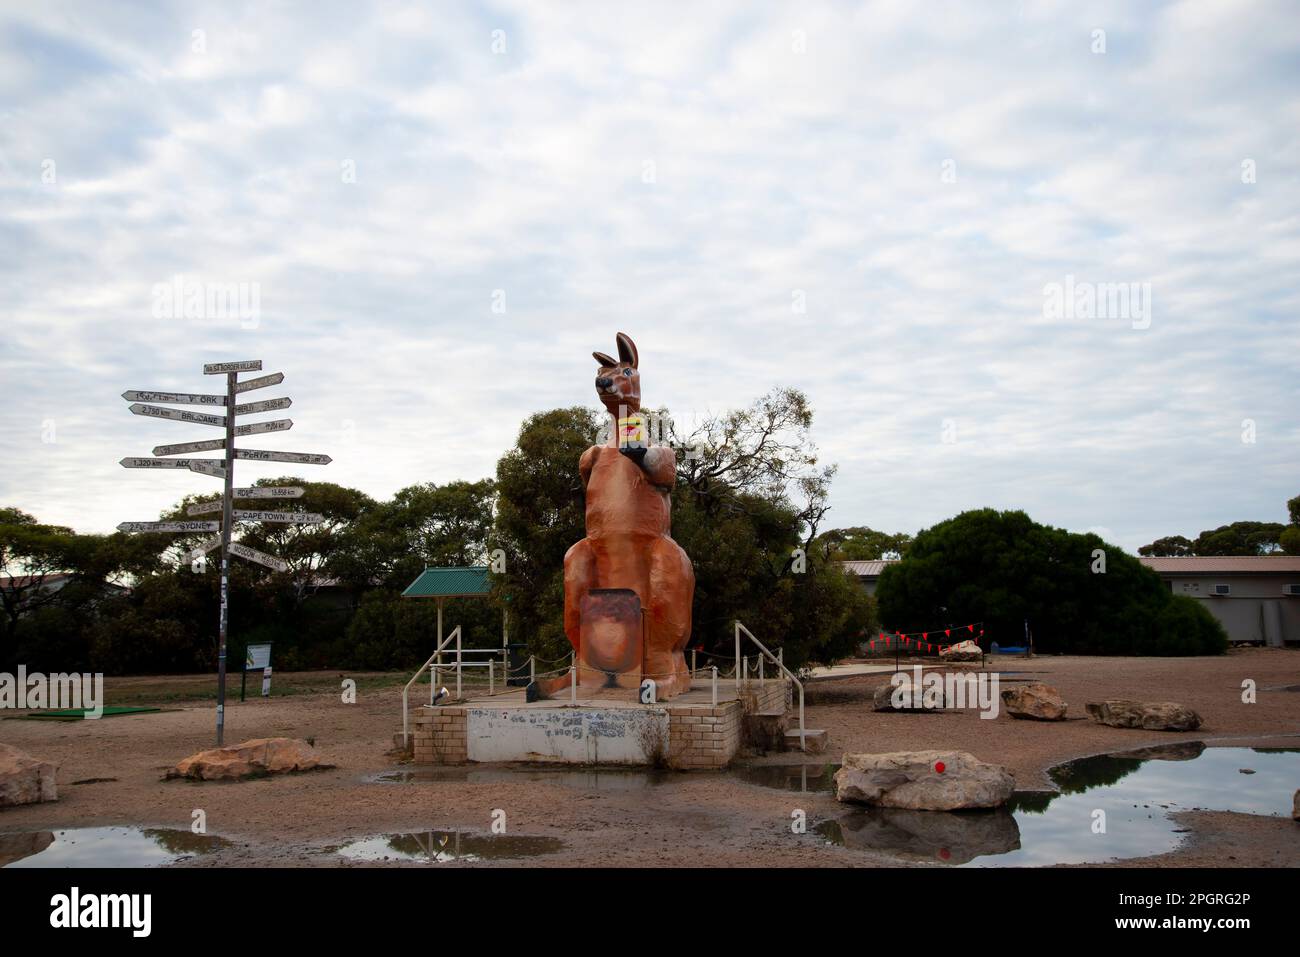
592 351 617 367
616 332 639 368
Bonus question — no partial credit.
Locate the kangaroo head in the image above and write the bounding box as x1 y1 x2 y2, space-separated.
592 332 640 414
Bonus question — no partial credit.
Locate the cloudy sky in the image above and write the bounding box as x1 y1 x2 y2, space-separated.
2 0 1297 553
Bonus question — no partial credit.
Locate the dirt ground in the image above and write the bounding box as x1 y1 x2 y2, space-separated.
1 649 1297 867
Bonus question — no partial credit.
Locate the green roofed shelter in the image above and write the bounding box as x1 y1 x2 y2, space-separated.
401 565 505 655
402 565 492 599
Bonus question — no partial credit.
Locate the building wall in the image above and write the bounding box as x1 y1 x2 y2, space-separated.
1161 573 1300 646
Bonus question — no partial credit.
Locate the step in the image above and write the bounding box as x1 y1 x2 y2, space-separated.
743 710 789 753
783 728 828 754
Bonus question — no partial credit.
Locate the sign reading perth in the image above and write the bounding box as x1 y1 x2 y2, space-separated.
117 360 330 746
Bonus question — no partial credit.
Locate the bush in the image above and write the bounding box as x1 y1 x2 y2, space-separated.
877 508 1227 656
1147 594 1230 655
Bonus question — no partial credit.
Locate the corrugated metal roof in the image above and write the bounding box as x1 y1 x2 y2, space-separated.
401 566 492 599
838 560 898 576
1139 556 1300 574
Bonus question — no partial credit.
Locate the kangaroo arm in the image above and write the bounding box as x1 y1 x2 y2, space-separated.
641 445 677 488
579 445 599 490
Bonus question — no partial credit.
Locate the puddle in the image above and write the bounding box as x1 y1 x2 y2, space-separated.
368 766 670 791
731 762 840 793
816 744 1300 867
1 827 229 868
337 830 563 863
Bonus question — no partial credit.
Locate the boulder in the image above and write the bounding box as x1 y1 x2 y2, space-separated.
1000 682 1067 721
940 640 982 662
167 737 330 781
0 743 58 807
826 807 1021 865
1085 700 1202 732
835 750 1015 810
872 680 946 712
1114 742 1205 762
0 830 55 866
1293 789 1299 822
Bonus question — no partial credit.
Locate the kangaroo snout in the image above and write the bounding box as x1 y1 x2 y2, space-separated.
595 376 613 389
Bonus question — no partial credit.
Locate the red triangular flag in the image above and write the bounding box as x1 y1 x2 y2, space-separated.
945 629 950 637
968 624 974 632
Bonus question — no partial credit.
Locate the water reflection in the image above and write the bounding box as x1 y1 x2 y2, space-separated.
1 827 228 868
818 744 1300 867
337 830 563 863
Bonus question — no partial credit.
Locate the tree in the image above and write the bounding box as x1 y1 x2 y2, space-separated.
1138 535 1193 557
332 479 495 593
877 509 1227 656
1281 494 1300 556
1192 522 1284 556
491 407 600 660
668 386 835 547
1139 492 1300 556
819 526 914 560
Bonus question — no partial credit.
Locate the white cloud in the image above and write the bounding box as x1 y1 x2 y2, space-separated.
1 0 1298 555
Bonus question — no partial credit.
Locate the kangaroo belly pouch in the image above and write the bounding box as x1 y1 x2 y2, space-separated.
578 589 643 689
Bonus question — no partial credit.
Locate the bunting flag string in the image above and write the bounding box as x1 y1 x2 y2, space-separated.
865 622 985 654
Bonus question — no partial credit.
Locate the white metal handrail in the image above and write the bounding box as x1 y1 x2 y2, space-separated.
401 625 462 747
734 620 806 752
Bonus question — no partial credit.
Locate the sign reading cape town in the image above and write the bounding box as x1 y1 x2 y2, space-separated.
117 360 330 747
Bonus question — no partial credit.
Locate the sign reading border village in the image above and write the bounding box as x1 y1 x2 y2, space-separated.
118 360 330 747
204 359 262 374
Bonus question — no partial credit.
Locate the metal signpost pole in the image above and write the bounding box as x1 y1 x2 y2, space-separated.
216 370 237 746
121 360 328 749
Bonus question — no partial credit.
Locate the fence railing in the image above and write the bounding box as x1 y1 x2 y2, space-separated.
734 620 805 752
401 625 462 747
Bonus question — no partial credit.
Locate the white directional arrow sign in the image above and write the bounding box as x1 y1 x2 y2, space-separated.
229 542 290 572
232 397 291 416
118 521 220 533
123 390 226 406
231 510 325 523
233 487 305 499
234 449 332 465
130 403 226 427
186 501 224 516
204 360 262 375
184 536 222 561
153 438 226 456
234 419 291 437
188 461 227 479
121 456 224 470
234 372 284 394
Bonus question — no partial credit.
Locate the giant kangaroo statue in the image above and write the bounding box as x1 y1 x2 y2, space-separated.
559 332 695 699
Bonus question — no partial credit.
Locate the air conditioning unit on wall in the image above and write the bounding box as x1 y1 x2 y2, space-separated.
1211 584 1231 596
1284 584 1300 597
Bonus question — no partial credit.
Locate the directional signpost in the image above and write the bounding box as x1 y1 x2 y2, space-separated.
233 486 305 499
129 404 227 427
234 419 292 437
118 360 330 745
117 521 221 533
153 438 226 456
